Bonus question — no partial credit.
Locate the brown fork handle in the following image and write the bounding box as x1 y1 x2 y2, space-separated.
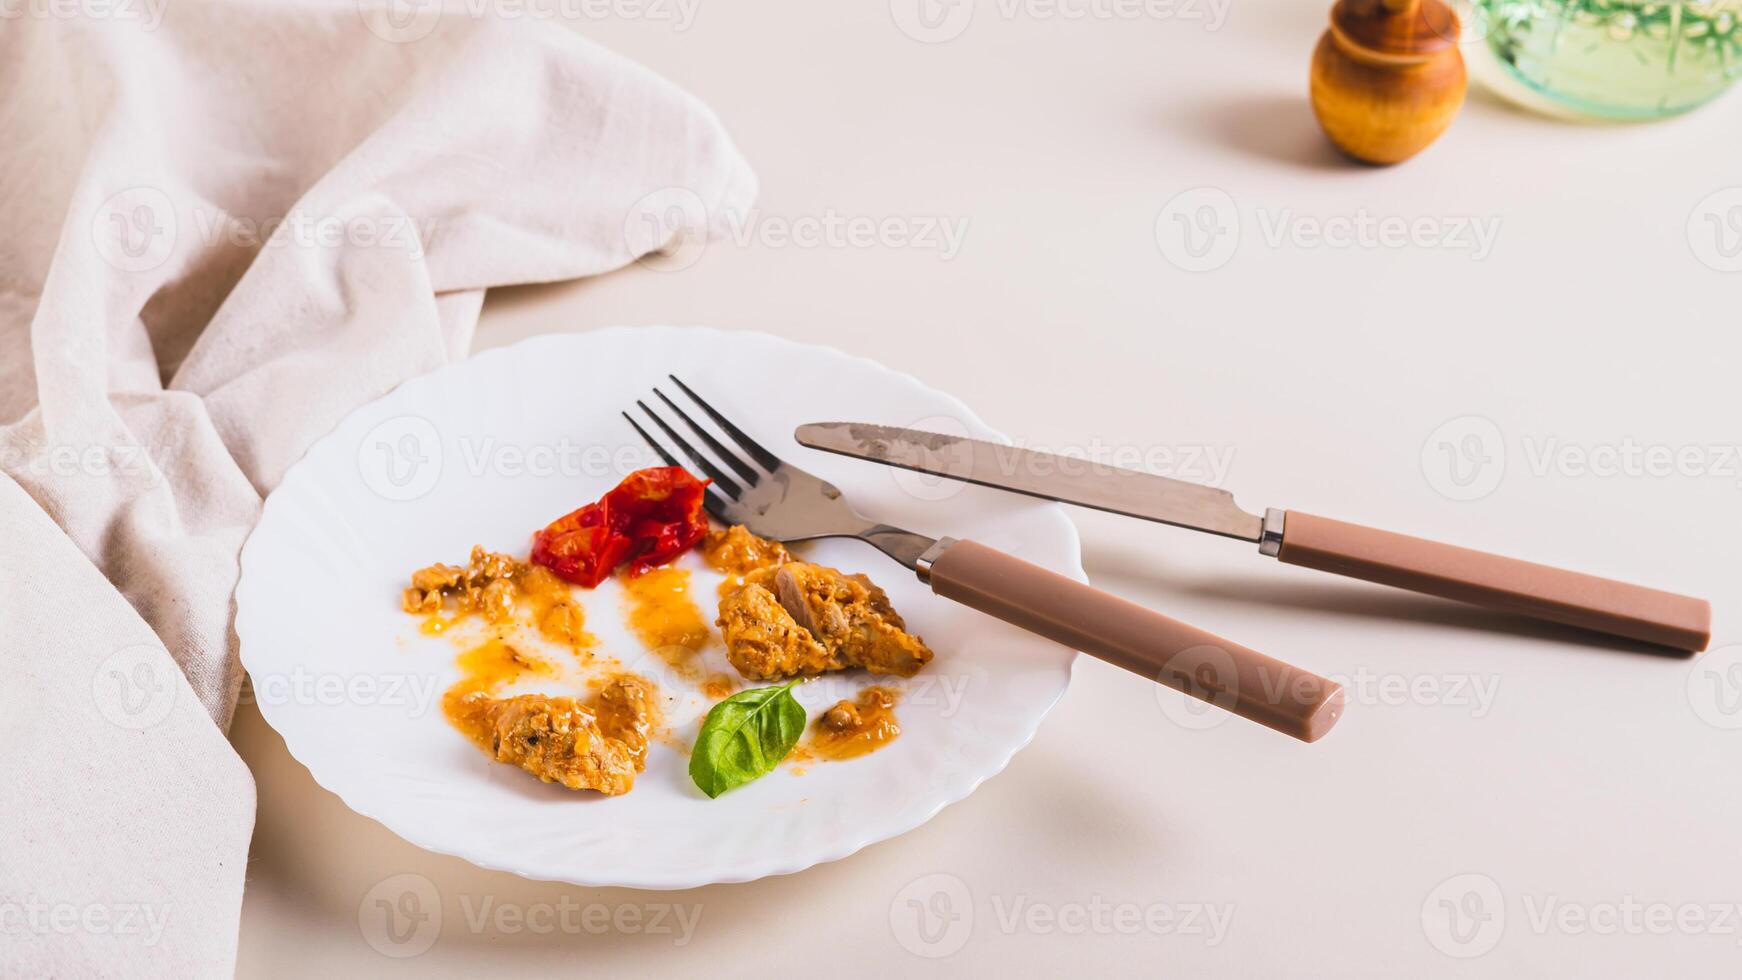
925 539 1345 743
1276 511 1712 652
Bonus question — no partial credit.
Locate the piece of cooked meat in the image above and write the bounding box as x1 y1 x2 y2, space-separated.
821 699 862 731
446 675 661 796
773 563 933 677
716 560 933 680
402 545 522 622
717 577 837 680
594 673 661 769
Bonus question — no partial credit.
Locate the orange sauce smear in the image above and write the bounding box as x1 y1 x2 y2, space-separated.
786 742 816 776
407 550 598 664
700 674 740 701
810 686 902 761
621 566 712 679
410 534 810 761
519 564 595 656
441 639 559 745
407 550 694 763
701 526 791 598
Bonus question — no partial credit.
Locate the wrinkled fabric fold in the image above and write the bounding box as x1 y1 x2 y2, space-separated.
0 3 754 973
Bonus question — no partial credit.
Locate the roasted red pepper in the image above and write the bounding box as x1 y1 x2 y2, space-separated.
530 466 710 587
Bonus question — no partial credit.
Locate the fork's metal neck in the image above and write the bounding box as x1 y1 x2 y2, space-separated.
857 524 940 574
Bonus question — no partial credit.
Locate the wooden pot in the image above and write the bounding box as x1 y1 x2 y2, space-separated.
1310 0 1467 165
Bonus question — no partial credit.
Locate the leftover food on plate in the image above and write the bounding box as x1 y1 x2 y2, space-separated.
399 466 935 799
405 546 593 648
701 524 792 596
444 674 661 796
531 466 710 587
717 562 934 680
622 565 713 673
403 545 521 622
448 638 557 692
813 686 902 761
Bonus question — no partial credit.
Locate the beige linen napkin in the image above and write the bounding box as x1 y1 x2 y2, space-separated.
0 2 754 974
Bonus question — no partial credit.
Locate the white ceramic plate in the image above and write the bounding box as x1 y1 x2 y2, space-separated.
236 326 1081 889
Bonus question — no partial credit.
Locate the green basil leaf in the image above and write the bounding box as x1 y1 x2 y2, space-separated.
689 680 806 798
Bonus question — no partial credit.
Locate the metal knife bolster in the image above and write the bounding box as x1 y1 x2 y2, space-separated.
795 422 1267 544
1259 508 1285 556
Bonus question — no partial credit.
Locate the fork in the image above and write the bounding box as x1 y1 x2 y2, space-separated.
625 376 1347 743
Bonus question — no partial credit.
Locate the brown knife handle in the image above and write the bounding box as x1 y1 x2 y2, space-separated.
925 539 1345 743
1276 511 1712 652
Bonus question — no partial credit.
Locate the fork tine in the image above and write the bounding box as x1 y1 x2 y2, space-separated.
655 388 761 486
667 374 782 472
622 411 679 468
626 410 737 523
635 400 744 499
624 409 744 503
701 487 733 522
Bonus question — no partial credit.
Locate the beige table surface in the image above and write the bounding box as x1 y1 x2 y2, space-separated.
233 3 1742 976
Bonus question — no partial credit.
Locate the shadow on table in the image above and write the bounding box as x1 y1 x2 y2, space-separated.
1081 546 1693 661
1173 92 1356 172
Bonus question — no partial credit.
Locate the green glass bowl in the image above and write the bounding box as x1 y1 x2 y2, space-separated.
1473 0 1742 118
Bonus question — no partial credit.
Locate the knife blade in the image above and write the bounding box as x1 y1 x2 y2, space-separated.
795 423 1712 652
794 422 1263 542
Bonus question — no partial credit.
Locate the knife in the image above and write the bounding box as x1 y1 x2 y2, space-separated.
794 422 1712 652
